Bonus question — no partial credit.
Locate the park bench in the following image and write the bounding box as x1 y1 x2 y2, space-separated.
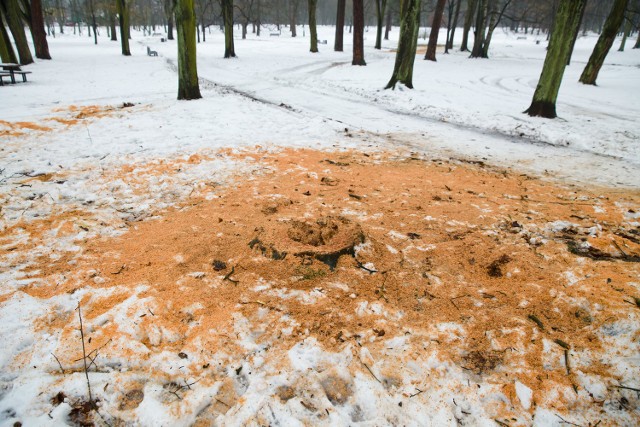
0 71 11 86
270 32 280 36
147 46 158 57
319 39 327 45
0 63 31 84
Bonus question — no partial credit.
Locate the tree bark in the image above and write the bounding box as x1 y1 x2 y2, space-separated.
470 0 488 57
618 13 631 51
353 0 366 64
566 0 586 65
335 0 345 51
110 13 118 41
460 0 477 51
2 0 34 64
174 0 201 100
634 27 640 48
447 0 462 49
166 0 174 40
117 0 131 55
579 0 628 85
89 0 97 45
29 0 51 59
290 0 298 37
386 0 421 89
425 0 446 61
308 0 318 52
222 0 235 57
525 0 587 118
375 0 387 49
0 10 19 63
384 4 392 40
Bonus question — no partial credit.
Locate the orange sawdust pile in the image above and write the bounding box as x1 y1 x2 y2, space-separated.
0 119 52 137
14 148 640 414
0 103 136 137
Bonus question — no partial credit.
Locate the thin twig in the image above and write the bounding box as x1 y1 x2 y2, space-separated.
223 266 240 284
555 414 583 427
77 303 93 402
409 388 424 398
612 385 640 392
51 353 65 374
363 363 381 384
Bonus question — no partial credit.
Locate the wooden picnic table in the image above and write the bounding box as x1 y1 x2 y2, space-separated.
0 63 32 85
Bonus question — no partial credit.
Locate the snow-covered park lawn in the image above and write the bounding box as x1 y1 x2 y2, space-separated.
0 25 639 425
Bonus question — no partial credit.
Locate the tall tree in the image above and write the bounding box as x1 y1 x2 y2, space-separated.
0 10 19 63
334 0 345 51
618 12 632 51
525 0 587 118
470 0 488 57
174 0 201 100
460 0 477 51
117 0 131 55
425 0 446 61
165 0 174 40
290 0 298 37
384 4 392 40
29 0 51 59
579 0 628 85
386 0 421 89
222 0 235 57
308 0 318 52
88 0 97 45
374 0 387 49
353 0 365 64
110 12 118 41
1 0 34 64
446 0 462 51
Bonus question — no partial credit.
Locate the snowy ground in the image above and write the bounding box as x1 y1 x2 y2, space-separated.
0 25 639 426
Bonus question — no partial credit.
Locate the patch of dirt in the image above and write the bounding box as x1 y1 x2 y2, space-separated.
7 148 640 422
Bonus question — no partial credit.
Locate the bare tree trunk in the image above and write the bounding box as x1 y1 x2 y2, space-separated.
460 0 476 51
90 0 97 45
579 0 628 85
335 0 345 51
375 0 387 49
526 0 587 118
384 4 392 40
110 13 118 41
308 0 318 52
353 0 366 64
2 0 34 64
0 11 19 63
470 0 487 57
618 13 631 51
117 0 131 55
166 0 174 40
447 0 462 49
425 0 446 60
565 0 585 65
290 0 298 37
222 0 235 57
386 0 421 89
174 0 201 100
30 0 51 59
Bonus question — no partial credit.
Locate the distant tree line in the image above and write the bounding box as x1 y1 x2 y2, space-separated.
1 0 639 104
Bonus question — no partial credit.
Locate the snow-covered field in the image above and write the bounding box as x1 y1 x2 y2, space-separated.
1 25 639 426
